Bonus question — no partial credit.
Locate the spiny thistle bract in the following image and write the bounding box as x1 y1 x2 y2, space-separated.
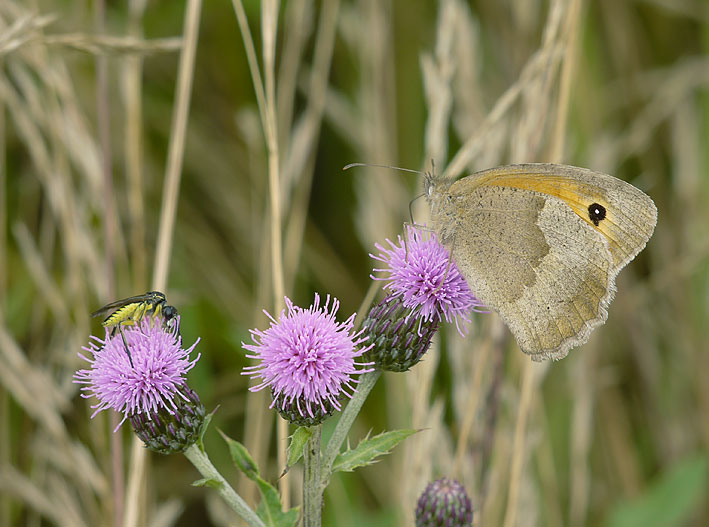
415 477 473 527
271 389 339 427
130 385 206 454
361 294 440 371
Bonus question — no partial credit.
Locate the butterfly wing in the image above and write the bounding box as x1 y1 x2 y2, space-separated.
434 163 656 360
470 164 658 272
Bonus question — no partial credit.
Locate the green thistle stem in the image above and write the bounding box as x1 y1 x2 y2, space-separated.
303 425 323 527
183 444 264 527
320 369 381 489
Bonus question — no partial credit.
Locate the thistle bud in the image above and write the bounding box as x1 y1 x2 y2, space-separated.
361 295 439 372
415 477 473 527
130 385 206 455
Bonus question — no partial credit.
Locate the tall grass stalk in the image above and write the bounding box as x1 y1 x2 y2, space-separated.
125 0 202 525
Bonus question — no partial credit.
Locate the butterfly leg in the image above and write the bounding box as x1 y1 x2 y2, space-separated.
402 221 436 261
431 235 455 295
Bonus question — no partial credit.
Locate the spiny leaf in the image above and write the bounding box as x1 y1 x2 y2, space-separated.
285 427 312 472
332 429 418 474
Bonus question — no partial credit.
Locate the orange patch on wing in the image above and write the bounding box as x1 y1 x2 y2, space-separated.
478 173 629 265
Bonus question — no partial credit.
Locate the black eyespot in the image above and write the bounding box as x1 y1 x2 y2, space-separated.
588 203 606 226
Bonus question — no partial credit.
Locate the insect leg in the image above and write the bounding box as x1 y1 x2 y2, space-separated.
118 325 135 368
431 234 455 295
403 221 436 261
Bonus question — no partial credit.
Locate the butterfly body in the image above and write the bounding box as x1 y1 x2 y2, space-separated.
425 163 657 360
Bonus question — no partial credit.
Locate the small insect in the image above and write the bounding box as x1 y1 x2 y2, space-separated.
91 291 178 366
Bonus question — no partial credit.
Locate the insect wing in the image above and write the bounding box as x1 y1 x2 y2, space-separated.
90 293 154 318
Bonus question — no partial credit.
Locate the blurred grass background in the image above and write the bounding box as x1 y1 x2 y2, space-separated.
1 0 708 526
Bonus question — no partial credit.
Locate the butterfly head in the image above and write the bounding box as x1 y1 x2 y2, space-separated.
423 168 455 206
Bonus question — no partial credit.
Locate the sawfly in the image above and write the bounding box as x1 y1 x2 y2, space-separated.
91 291 178 366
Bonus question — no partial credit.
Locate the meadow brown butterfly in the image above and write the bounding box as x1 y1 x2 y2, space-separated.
425 163 657 361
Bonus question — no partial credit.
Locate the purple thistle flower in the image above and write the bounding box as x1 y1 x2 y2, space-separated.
371 225 485 335
74 317 201 431
242 294 373 421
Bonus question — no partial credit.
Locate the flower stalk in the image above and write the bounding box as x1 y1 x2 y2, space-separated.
183 444 265 527
321 369 381 489
302 425 323 527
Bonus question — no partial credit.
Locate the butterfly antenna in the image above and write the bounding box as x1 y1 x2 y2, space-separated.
343 162 428 223
343 162 424 175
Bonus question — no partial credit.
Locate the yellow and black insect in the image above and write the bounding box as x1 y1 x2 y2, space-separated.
91 291 178 366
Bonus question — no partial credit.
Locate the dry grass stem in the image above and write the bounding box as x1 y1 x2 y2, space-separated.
122 0 148 289
32 35 182 55
453 337 491 476
502 359 537 527
283 0 339 292
260 0 285 315
126 0 203 525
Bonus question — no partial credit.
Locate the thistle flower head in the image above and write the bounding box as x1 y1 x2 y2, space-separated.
242 294 373 424
371 226 485 335
415 477 473 527
74 317 201 431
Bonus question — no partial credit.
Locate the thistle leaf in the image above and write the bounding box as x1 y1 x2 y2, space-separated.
219 429 259 480
332 429 418 473
197 406 218 452
287 427 312 468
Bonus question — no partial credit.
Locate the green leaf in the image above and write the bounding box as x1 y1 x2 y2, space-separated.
192 477 222 489
277 508 300 527
332 429 418 474
219 429 260 480
606 453 708 527
256 484 300 527
197 406 218 452
218 429 298 527
286 427 312 469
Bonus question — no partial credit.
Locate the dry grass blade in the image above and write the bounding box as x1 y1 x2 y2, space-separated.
0 325 69 439
150 498 185 527
0 13 56 56
13 223 70 324
38 34 182 55
421 0 457 164
283 0 340 291
0 467 87 527
442 44 563 179
39 437 108 496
